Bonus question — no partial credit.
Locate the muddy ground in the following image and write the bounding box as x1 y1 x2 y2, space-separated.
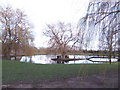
2 71 119 88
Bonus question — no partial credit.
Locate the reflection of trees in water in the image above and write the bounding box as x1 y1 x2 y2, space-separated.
21 55 118 64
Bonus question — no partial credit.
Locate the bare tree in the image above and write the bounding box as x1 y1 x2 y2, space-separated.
43 22 79 59
82 1 120 64
0 5 34 60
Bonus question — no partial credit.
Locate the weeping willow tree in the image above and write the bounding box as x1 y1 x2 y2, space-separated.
80 1 120 64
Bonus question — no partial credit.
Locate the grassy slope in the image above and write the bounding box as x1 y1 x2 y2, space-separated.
2 60 119 84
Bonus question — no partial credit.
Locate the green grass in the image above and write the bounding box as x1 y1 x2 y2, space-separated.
2 60 119 84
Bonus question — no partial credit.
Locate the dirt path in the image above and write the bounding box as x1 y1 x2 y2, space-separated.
2 71 118 88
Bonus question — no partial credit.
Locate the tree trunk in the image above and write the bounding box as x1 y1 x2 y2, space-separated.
7 46 11 60
108 46 112 64
14 44 17 60
61 54 65 59
118 39 120 62
30 56 32 63
109 55 112 64
7 54 11 60
14 56 17 60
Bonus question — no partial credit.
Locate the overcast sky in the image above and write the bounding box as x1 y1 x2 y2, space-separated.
0 0 90 48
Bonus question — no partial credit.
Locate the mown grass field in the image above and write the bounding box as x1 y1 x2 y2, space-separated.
2 60 119 85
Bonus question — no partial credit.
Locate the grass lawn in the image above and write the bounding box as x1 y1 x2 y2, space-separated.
2 60 119 85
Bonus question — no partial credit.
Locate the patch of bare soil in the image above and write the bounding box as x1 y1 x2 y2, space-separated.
2 71 118 88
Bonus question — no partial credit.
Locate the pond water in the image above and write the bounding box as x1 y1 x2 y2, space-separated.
20 55 118 64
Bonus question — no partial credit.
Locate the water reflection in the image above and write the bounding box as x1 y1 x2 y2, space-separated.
20 55 118 64
21 55 56 64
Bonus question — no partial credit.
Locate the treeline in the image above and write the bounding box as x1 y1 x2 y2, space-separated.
36 47 118 56
0 6 35 60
